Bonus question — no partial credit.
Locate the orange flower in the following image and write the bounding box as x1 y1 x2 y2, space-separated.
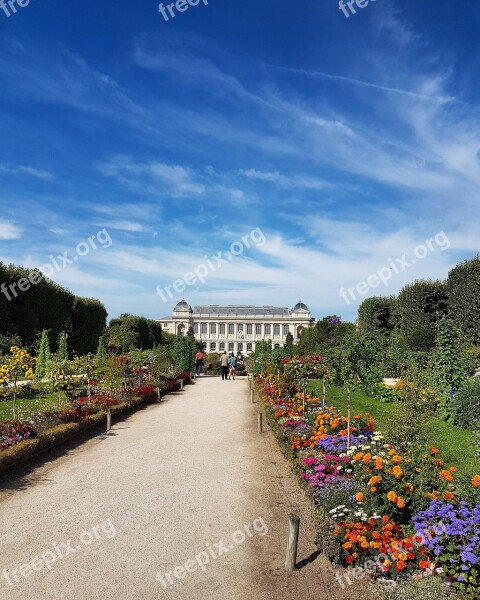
375 457 384 470
395 560 407 571
353 452 364 462
396 497 406 509
388 449 397 456
443 491 455 501
369 475 382 486
387 491 398 503
356 492 364 503
430 447 440 455
391 455 403 464
392 466 404 479
434 458 445 467
419 560 430 570
370 487 378 493
363 453 372 464
439 469 454 482
472 475 480 487
450 466 458 473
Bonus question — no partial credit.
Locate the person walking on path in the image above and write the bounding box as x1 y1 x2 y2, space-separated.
195 350 204 376
228 353 237 380
220 351 229 380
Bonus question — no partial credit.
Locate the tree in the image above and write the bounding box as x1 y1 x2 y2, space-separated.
358 296 400 334
57 331 68 361
432 318 468 421
285 332 294 355
0 346 36 419
95 335 107 370
173 336 195 373
35 330 51 382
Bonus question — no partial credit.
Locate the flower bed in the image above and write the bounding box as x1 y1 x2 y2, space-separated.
0 421 35 450
257 371 480 597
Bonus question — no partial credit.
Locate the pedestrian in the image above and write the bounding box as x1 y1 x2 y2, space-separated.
228 353 237 380
195 349 204 377
220 351 229 380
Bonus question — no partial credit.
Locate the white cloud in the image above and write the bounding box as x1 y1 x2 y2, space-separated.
0 221 22 240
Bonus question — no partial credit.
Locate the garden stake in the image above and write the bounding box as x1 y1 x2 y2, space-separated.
322 378 326 411
258 412 263 434
347 383 351 449
285 514 300 571
156 387 161 402
106 408 112 432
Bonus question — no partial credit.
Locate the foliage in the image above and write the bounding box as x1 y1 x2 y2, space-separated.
447 255 480 346
57 331 68 361
132 385 158 404
451 378 480 431
0 346 36 419
298 315 355 356
432 319 469 421
94 335 107 370
0 421 36 450
358 296 400 334
398 280 448 345
69 297 107 355
35 330 51 381
173 335 195 373
104 314 163 352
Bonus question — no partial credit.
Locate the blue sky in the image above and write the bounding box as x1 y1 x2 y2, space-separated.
0 0 479 322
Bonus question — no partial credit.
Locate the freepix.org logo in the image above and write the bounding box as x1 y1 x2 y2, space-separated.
0 0 32 18
159 0 210 22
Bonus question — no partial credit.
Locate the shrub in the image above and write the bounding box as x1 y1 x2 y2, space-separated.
0 421 36 450
133 385 158 404
451 379 480 430
448 255 480 346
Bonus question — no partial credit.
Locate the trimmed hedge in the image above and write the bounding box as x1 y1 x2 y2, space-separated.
0 261 107 355
398 279 448 343
448 256 480 345
358 296 400 334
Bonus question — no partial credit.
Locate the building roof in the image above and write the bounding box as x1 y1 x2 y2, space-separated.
193 305 292 317
173 300 192 312
292 301 310 312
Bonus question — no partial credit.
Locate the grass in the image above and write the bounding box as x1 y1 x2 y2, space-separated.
309 382 480 477
0 392 70 422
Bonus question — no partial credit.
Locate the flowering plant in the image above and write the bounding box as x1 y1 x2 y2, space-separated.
0 421 36 450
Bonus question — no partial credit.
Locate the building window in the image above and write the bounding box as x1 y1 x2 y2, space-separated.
220 342 225 351
256 324 262 335
265 324 271 335
238 324 243 332
274 324 280 335
228 323 235 335
219 323 226 334
202 342 207 350
274 344 280 349
201 323 208 335
283 324 290 335
193 323 199 334
164 323 169 328
238 343 243 352
210 323 217 335
210 342 216 351
228 342 234 352
247 343 253 352
247 324 253 335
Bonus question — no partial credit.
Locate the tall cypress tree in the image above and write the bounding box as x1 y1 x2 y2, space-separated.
57 331 68 361
35 330 51 381
94 335 107 369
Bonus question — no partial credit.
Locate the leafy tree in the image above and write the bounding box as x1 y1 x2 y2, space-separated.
284 332 294 356
104 315 163 352
35 330 51 382
398 280 448 347
358 296 400 334
173 336 195 373
0 346 36 419
432 318 468 420
57 331 68 361
94 335 107 369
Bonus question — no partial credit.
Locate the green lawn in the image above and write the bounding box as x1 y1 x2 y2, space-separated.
309 382 480 477
0 392 70 422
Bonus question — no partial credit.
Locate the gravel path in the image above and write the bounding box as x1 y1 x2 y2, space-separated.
0 377 370 599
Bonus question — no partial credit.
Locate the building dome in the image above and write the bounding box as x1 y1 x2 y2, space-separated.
292 301 309 313
173 300 192 312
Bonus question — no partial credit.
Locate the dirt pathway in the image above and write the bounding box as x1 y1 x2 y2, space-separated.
0 377 368 599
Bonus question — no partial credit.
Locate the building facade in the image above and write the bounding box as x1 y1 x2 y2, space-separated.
158 300 315 354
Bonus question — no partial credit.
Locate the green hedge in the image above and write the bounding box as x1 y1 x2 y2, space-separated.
0 261 107 355
358 296 400 333
448 256 480 345
398 280 448 344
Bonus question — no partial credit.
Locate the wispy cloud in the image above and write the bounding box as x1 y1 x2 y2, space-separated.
0 163 53 180
0 220 22 240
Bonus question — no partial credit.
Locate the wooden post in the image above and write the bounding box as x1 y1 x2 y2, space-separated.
258 412 263 434
322 378 326 411
106 408 112 432
285 514 300 571
251 389 255 403
156 387 161 402
180 379 184 391
347 383 351 449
